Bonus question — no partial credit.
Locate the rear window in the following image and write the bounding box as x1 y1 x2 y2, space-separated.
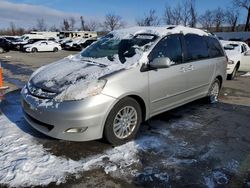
207 37 224 58
184 34 209 61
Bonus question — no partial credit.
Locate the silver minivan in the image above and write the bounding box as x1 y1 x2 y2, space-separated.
21 26 227 145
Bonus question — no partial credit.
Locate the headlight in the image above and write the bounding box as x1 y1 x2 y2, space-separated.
228 60 234 64
56 79 107 101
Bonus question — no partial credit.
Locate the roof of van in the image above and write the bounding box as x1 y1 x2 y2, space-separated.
220 40 247 46
110 25 210 39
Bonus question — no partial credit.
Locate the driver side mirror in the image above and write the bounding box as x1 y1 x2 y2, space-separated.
244 50 250 56
150 57 172 69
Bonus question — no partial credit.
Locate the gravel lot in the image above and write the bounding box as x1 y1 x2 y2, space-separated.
1 51 250 188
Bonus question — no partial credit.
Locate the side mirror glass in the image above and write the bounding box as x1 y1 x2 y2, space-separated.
150 57 173 69
244 50 250 56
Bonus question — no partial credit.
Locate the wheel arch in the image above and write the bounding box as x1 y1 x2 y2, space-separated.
215 75 223 88
100 94 148 139
236 61 240 70
127 95 147 122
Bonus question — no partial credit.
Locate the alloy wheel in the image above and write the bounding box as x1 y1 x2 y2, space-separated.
113 106 138 139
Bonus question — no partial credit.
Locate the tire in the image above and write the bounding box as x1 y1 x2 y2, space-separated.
227 67 237 80
53 47 58 52
0 47 4 53
104 97 142 146
207 78 221 103
32 48 38 53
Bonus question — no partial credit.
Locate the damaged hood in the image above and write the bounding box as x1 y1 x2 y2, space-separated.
30 55 126 94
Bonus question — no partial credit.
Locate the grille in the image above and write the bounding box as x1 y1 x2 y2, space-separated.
25 112 54 131
27 82 57 99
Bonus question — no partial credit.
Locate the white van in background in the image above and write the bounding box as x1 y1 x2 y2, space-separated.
30 32 60 41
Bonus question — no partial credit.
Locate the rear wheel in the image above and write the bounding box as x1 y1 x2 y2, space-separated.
53 47 58 52
207 78 221 103
32 48 38 53
104 97 142 146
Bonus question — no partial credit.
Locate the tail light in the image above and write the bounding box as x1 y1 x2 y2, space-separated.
226 56 229 64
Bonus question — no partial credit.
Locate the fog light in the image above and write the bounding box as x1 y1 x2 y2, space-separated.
65 127 88 133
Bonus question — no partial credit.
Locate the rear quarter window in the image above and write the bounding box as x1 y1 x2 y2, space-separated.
207 37 224 58
184 34 209 62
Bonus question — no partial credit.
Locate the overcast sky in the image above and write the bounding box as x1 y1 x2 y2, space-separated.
0 0 247 29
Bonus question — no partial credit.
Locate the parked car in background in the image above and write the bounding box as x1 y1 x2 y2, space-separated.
12 34 45 50
73 38 97 50
3 36 19 42
21 26 226 145
19 39 46 51
23 41 61 53
60 38 73 49
0 38 11 53
64 38 97 51
63 37 82 50
220 40 250 80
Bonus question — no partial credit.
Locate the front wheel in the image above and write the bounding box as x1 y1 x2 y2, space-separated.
32 48 38 53
207 78 221 103
104 97 142 146
53 47 58 52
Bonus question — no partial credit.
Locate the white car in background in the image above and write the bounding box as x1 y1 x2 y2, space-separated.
64 37 97 50
220 40 250 80
63 37 83 49
23 41 62 53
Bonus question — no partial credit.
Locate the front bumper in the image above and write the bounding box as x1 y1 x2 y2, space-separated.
21 87 117 141
227 64 235 75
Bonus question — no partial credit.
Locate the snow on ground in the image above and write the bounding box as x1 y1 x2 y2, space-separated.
0 103 173 187
241 72 250 77
0 94 240 187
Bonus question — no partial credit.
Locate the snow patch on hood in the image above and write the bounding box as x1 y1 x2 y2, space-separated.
30 49 144 102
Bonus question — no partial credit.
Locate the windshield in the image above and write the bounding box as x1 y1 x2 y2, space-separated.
81 34 157 63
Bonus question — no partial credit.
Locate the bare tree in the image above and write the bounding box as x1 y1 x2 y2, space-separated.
172 3 183 25
85 20 99 31
62 19 70 31
80 16 85 30
102 13 125 31
163 4 183 25
69 17 76 31
136 9 161 26
225 8 239 31
189 0 197 27
182 0 191 26
163 0 197 27
232 0 250 31
212 8 226 32
163 5 175 25
199 10 214 30
9 22 16 35
50 25 59 32
36 18 47 31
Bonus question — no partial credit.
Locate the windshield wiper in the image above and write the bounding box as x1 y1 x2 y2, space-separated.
81 59 108 67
